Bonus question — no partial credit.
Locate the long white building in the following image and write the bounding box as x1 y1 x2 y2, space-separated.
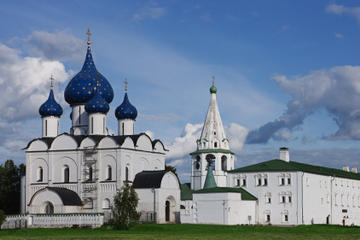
181 82 360 226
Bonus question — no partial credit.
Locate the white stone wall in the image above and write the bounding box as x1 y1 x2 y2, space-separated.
26 133 167 214
42 116 59 137
118 119 134 135
88 113 107 135
135 172 180 223
193 192 256 225
1 214 104 229
227 170 360 226
228 171 301 225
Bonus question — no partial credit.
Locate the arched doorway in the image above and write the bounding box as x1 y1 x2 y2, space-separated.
44 201 54 214
165 200 170 222
165 196 176 223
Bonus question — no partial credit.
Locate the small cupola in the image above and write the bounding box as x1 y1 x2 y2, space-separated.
115 80 137 136
39 76 62 137
39 80 63 118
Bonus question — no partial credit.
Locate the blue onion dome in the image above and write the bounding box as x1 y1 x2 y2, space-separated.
39 89 63 117
85 86 110 114
64 46 114 106
115 93 138 120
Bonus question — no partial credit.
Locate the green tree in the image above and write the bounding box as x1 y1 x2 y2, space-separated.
0 160 26 214
0 209 5 228
165 165 177 175
111 183 140 230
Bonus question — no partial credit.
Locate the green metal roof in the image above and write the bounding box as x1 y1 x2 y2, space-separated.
180 183 193 200
203 167 217 189
194 187 257 201
229 159 360 180
190 148 234 155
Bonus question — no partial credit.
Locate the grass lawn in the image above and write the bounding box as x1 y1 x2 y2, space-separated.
0 223 360 240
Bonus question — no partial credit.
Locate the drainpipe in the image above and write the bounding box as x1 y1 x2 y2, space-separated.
152 188 156 223
330 176 334 224
301 172 304 224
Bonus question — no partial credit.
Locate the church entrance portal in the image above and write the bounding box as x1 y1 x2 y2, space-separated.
165 196 176 223
165 200 170 222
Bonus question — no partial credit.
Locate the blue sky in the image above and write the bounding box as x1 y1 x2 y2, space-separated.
1 0 360 181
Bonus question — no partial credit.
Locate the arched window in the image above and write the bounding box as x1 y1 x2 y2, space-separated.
45 202 54 214
89 166 93 181
107 165 112 181
84 198 93 209
37 167 43 182
214 142 218 148
103 198 110 209
64 165 69 183
126 166 129 182
221 155 227 171
206 154 216 168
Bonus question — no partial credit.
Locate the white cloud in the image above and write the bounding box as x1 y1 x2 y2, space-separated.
145 130 154 139
167 123 202 159
226 123 249 152
168 159 184 167
326 4 360 23
247 65 360 143
16 30 84 62
0 40 71 163
0 43 70 122
132 3 166 21
335 33 344 39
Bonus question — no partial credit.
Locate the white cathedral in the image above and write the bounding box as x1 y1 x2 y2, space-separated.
3 31 360 228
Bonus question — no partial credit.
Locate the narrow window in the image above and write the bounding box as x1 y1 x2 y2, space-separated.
78 107 81 124
284 215 288 222
287 178 291 185
125 167 129 182
242 179 247 187
38 167 43 182
122 122 124 134
282 196 286 203
64 166 69 183
288 196 292 203
89 166 93 181
45 120 48 136
91 117 93 134
107 166 112 180
103 117 105 134
266 214 271 222
214 142 218 148
257 178 262 186
236 179 240 186
281 178 285 186
264 178 268 186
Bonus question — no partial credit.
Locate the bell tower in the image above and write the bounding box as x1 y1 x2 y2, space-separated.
190 77 235 190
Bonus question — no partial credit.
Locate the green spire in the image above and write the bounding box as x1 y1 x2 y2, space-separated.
210 75 217 94
203 164 217 189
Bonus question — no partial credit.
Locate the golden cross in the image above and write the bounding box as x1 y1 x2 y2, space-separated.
212 75 215 86
124 78 128 93
50 75 54 89
86 28 91 46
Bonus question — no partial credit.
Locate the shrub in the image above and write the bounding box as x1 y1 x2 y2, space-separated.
111 183 140 230
0 209 6 228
